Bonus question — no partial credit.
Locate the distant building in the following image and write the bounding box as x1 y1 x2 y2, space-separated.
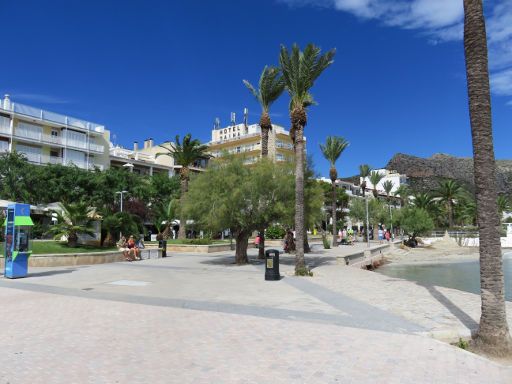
0 95 110 170
360 169 407 195
207 109 296 164
109 138 207 176
318 177 362 197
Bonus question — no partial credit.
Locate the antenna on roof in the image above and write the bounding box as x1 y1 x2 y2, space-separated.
243 108 248 126
214 117 220 130
230 112 236 126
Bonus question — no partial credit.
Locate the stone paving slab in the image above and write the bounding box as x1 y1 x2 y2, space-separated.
0 287 510 384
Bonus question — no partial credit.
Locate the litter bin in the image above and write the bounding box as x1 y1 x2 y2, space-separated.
265 249 280 281
158 240 167 258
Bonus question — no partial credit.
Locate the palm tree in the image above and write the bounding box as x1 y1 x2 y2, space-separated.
393 185 410 207
369 171 384 198
359 164 371 197
435 180 462 228
463 0 512 354
382 180 394 202
412 192 436 213
157 134 210 239
279 43 335 273
48 202 95 247
320 136 349 247
497 195 511 217
243 66 285 158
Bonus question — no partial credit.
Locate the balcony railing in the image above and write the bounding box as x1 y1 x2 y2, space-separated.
110 147 157 163
12 129 105 153
1 102 105 133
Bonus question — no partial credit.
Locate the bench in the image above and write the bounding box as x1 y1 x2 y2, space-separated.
139 248 163 260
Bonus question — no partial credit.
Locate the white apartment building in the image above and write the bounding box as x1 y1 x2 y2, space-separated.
0 95 110 170
360 168 407 195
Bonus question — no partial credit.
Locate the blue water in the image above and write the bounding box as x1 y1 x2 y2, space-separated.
377 252 512 301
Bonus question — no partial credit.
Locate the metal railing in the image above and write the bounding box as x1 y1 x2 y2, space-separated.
12 128 104 153
18 151 104 170
1 102 105 133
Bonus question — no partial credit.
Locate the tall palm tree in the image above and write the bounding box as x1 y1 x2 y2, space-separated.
435 180 462 228
320 136 349 247
412 192 436 213
279 43 335 273
157 134 210 239
463 0 512 354
359 164 371 197
393 184 410 207
369 171 384 198
382 180 394 202
243 66 285 158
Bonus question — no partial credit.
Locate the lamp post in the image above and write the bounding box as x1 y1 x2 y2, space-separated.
116 190 128 212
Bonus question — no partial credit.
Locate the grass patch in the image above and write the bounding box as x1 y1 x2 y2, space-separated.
0 241 116 255
295 266 314 277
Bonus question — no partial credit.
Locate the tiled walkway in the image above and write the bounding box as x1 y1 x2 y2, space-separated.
0 246 510 383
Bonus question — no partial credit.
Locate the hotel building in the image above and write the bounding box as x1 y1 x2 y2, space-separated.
0 95 110 170
207 110 296 164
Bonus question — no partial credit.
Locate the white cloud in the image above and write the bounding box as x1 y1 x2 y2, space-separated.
491 68 512 96
280 0 512 102
12 93 71 104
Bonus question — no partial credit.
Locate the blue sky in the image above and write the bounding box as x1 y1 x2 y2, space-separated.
1 0 511 178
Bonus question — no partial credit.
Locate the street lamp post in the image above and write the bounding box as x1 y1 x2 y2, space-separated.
116 190 128 212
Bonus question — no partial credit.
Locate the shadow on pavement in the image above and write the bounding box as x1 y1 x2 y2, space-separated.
419 282 479 331
28 269 77 278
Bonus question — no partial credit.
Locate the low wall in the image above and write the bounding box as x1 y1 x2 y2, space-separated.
166 243 234 253
0 251 125 268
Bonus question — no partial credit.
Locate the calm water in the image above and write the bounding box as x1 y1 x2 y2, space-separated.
377 252 512 301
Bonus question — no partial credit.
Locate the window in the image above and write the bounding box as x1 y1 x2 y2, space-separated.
16 144 41 163
16 122 42 140
50 150 60 157
51 130 59 137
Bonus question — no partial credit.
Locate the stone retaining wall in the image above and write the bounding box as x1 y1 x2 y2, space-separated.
166 243 234 253
0 251 125 268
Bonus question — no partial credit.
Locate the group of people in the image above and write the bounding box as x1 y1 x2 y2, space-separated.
118 235 145 261
337 227 355 245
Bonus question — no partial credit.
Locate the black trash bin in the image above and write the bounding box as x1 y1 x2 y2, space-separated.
159 240 167 258
265 249 280 281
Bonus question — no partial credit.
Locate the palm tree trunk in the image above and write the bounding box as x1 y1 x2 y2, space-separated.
292 108 306 272
464 0 512 354
235 229 249 265
448 202 454 228
178 170 189 239
332 182 337 247
260 112 271 158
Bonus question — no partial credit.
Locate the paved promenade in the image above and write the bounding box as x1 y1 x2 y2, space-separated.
0 244 511 383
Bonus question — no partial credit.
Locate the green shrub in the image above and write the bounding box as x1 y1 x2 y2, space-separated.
169 238 212 245
322 234 331 249
456 338 469 350
266 225 286 239
295 266 314 277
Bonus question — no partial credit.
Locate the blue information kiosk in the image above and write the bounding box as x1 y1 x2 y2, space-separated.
4 203 33 279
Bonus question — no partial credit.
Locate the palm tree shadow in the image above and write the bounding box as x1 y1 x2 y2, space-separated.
418 282 479 331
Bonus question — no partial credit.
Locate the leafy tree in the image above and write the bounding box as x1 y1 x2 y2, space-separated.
47 202 95 247
243 66 285 157
183 157 294 264
320 136 349 246
395 207 434 246
0 151 32 202
369 171 384 198
279 43 335 273
464 0 512 353
359 164 371 197
157 134 210 239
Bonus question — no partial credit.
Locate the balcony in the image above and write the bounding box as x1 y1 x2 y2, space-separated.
1 102 105 133
13 129 104 153
110 147 157 163
18 152 103 170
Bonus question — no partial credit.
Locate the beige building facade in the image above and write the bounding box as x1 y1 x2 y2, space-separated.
208 114 295 164
0 95 110 170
